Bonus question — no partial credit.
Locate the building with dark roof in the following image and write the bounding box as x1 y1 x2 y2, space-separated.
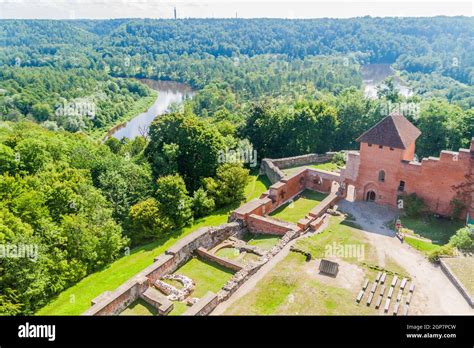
342 113 473 218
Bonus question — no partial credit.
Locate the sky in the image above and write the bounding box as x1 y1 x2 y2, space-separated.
0 0 472 19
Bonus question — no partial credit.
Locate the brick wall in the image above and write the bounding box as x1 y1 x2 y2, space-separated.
83 222 244 316
247 214 300 235
346 142 472 217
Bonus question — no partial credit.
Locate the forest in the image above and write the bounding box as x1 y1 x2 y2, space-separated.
0 17 472 315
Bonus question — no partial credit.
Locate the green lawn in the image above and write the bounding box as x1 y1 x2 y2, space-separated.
442 257 474 297
224 216 407 315
281 162 341 176
404 236 441 254
395 215 464 245
246 234 280 250
120 299 156 316
245 174 272 200
174 257 234 298
37 174 270 315
215 247 240 259
270 190 327 223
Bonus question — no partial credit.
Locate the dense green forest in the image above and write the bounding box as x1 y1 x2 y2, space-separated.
0 17 472 315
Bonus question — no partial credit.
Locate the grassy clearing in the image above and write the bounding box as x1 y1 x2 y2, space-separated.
281 162 341 176
215 247 240 260
174 257 234 298
442 257 474 297
270 190 327 223
245 233 280 250
395 215 463 245
225 216 394 315
244 174 272 201
37 173 270 315
404 236 441 254
120 299 156 316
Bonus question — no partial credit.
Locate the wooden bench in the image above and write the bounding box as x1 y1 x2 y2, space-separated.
379 285 386 297
356 290 364 303
366 292 374 306
396 289 403 302
370 282 377 293
409 283 415 293
406 292 413 305
391 276 398 287
400 278 408 290
375 271 382 282
393 302 399 315
380 272 387 284
362 279 369 290
403 305 409 316
387 286 394 299
384 298 391 312
375 295 383 309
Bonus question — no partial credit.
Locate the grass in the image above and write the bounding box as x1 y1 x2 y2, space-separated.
37 173 270 315
281 161 341 176
173 257 234 298
270 190 327 223
394 215 464 245
404 236 441 254
244 174 272 201
120 299 157 316
442 256 474 297
246 234 280 250
215 247 240 260
224 216 391 315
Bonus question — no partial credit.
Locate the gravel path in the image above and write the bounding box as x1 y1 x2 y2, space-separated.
338 200 473 315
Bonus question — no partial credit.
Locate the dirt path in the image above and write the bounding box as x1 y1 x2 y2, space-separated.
338 200 473 315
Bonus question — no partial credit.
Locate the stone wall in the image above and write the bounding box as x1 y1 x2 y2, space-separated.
439 258 474 308
346 140 473 217
83 222 244 316
183 291 218 316
196 247 244 272
260 152 336 184
247 214 300 235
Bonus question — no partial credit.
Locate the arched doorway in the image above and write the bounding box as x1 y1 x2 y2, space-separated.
366 190 376 201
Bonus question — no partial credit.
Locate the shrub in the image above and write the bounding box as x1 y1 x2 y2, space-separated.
126 198 174 245
331 151 346 166
402 193 426 217
204 163 250 207
449 227 474 252
427 245 455 263
192 188 215 218
155 174 193 228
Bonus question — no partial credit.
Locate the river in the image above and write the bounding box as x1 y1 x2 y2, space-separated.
361 64 412 99
106 79 194 140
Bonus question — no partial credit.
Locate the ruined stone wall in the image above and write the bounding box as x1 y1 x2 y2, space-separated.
183 291 218 316
247 214 300 235
439 258 473 308
269 152 335 169
83 222 244 316
260 153 336 185
196 247 244 272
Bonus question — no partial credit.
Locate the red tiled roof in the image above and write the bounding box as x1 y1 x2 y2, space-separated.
356 113 421 149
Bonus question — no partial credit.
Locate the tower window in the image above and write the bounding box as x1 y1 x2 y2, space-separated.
379 145 383 149
398 180 405 192
368 143 372 147
378 170 385 182
390 147 394 151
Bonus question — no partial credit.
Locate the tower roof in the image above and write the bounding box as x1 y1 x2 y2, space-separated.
356 113 421 149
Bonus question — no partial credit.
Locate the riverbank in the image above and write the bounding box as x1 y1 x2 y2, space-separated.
89 88 158 142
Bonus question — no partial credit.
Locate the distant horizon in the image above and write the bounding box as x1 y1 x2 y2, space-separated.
0 0 472 20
